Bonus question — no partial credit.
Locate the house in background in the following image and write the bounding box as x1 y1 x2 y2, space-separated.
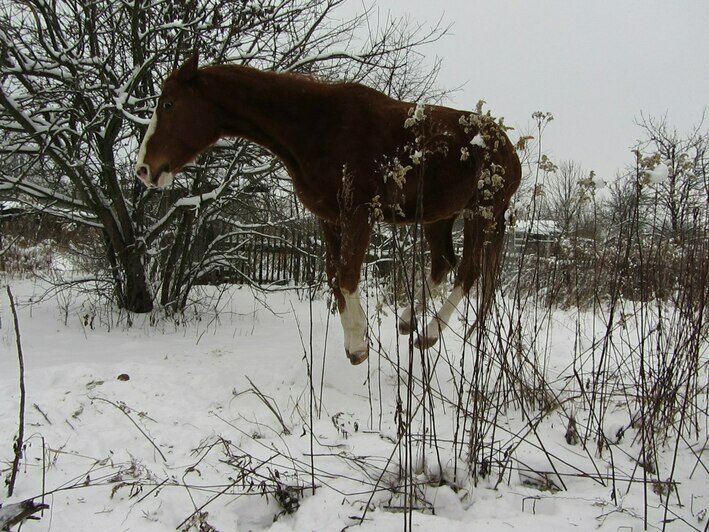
509 219 561 257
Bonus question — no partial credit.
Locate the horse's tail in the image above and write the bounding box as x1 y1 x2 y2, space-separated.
464 209 507 339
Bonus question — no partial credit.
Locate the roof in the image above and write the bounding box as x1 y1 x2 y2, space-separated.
513 219 560 235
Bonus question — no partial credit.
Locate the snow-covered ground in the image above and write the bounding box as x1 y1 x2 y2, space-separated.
1 278 706 531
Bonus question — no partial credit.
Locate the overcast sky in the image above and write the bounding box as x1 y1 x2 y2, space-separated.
358 1 708 181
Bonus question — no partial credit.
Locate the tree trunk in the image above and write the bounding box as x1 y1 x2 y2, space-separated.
104 229 153 313
123 255 153 313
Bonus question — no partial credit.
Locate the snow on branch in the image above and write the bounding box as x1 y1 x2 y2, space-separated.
0 174 91 213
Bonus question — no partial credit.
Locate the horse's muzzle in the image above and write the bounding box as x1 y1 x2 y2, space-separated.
135 163 173 189
135 163 153 187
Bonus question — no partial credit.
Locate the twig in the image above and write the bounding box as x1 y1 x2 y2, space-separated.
41 437 46 516
175 450 282 531
6 285 26 498
243 376 291 435
0 499 49 530
89 396 167 462
33 403 52 425
308 288 316 494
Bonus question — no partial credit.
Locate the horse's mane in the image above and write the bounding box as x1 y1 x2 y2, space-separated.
197 62 393 102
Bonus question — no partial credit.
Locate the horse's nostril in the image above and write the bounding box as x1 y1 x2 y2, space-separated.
136 164 150 180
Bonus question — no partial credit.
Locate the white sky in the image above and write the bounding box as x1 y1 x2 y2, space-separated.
359 1 709 181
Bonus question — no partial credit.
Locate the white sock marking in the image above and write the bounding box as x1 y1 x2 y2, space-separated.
400 274 441 328
340 287 367 354
425 285 464 339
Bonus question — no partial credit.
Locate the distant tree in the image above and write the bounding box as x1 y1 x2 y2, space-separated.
511 111 554 220
633 113 708 244
0 0 445 312
597 115 708 303
540 160 600 238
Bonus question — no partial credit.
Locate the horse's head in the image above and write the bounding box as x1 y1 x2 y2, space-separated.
135 52 221 188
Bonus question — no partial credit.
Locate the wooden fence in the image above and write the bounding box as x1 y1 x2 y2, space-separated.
235 229 325 285
215 220 560 288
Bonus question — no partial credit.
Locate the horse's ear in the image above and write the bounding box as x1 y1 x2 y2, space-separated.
176 52 199 81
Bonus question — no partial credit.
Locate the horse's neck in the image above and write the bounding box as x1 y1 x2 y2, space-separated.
202 66 323 158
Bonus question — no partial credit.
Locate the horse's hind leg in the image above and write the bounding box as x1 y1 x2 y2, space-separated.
398 217 457 335
416 213 506 349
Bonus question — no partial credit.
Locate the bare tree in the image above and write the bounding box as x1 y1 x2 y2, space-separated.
540 160 599 237
0 0 446 312
634 113 708 243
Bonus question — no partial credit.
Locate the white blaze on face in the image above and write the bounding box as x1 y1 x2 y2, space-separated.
136 108 158 170
135 108 174 188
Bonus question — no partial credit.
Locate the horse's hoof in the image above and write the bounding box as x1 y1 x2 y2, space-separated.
397 314 416 336
414 335 438 350
346 348 369 365
398 320 412 335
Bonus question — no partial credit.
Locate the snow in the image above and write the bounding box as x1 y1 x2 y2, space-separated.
0 201 23 211
470 133 486 148
174 188 221 208
0 278 707 531
514 219 560 235
645 162 669 184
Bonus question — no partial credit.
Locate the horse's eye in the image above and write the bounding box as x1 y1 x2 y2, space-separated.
162 100 173 110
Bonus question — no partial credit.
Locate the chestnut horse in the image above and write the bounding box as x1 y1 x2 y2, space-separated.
136 53 521 365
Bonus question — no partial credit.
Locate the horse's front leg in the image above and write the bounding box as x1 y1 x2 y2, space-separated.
334 210 373 365
320 217 371 364
339 285 369 364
